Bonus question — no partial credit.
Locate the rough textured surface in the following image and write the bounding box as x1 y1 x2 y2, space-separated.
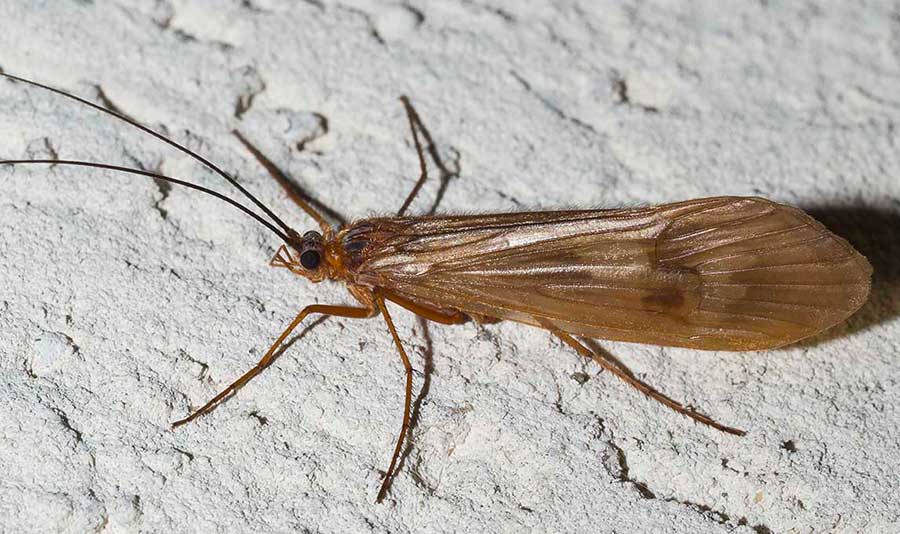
1 1 898 532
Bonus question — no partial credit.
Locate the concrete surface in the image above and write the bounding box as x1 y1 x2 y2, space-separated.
1 1 899 533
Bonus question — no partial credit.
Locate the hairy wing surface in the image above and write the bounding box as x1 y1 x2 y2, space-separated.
350 197 871 350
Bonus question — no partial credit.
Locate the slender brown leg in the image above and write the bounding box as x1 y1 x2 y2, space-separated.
232 130 344 232
374 295 415 502
383 291 469 325
396 96 430 217
551 329 746 436
171 303 375 428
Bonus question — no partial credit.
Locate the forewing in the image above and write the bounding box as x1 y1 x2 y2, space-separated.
348 197 871 350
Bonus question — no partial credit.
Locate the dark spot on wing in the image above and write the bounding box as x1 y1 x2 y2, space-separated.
641 289 686 311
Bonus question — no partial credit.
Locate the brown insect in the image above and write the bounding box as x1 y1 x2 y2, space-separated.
1 72 872 503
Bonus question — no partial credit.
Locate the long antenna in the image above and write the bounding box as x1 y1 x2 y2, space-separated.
0 72 299 239
0 159 292 243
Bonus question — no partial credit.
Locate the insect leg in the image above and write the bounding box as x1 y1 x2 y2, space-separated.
232 130 342 232
383 291 469 325
396 96 430 216
551 330 747 436
373 295 415 502
171 303 375 428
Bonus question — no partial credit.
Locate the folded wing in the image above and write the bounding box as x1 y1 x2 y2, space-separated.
349 197 871 350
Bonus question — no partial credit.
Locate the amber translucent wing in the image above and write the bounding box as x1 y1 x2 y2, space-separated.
347 197 871 350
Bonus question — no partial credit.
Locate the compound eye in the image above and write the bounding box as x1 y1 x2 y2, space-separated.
299 249 321 270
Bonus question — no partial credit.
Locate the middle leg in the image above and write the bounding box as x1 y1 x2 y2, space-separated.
373 295 416 503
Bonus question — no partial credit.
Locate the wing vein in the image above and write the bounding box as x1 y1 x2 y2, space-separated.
665 203 776 243
661 223 809 263
700 294 852 312
701 254 856 275
694 234 831 268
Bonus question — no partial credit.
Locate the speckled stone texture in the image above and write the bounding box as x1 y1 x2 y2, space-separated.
1 1 898 533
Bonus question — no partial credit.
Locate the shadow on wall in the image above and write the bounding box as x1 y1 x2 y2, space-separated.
802 205 900 343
